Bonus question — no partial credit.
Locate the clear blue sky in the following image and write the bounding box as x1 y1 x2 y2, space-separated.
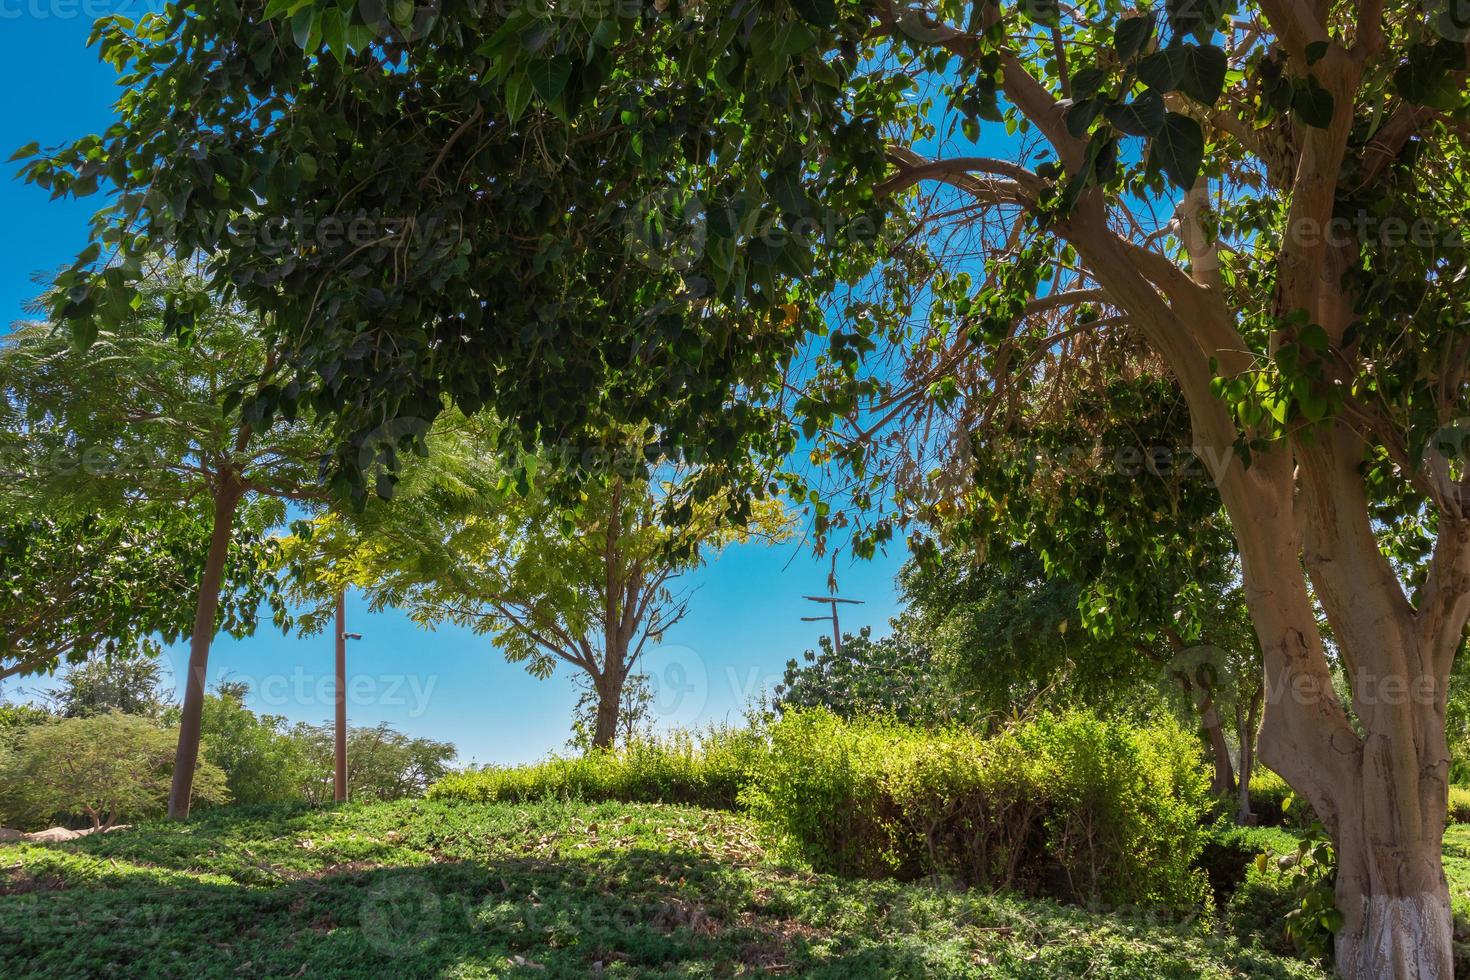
0 10 909 765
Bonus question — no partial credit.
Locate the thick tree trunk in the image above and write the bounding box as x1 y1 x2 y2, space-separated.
591 672 621 750
166 477 241 820
1334 779 1453 979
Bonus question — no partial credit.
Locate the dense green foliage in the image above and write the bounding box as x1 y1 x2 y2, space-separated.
0 508 272 683
0 274 320 685
1 676 455 826
900 548 1157 719
19 0 899 500
190 683 312 807
290 722 456 804
772 621 965 726
0 713 228 830
45 650 170 720
746 710 1210 908
433 710 1212 909
429 728 764 812
0 798 1326 978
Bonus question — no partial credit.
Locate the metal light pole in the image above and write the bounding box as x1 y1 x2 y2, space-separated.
333 591 362 803
800 594 864 657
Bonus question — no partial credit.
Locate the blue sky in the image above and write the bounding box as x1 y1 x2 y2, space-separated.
0 9 910 765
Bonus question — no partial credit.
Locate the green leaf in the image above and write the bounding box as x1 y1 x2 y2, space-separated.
1137 48 1185 92
1148 112 1204 190
320 8 346 60
505 72 532 122
1064 97 1103 138
8 141 40 163
1105 91 1165 136
789 0 837 27
1114 16 1154 62
1070 67 1109 100
291 8 319 52
1305 40 1330 65
1178 44 1227 105
1292 76 1335 128
70 315 98 350
528 57 573 105
776 22 817 56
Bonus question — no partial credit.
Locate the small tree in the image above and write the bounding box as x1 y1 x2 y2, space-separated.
773 620 965 726
0 269 326 818
0 713 227 830
285 417 788 749
48 650 170 720
290 723 456 804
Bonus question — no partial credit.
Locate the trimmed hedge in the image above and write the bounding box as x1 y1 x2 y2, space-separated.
743 708 1211 908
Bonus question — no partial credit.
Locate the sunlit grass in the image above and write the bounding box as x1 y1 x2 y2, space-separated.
2 799 1326 979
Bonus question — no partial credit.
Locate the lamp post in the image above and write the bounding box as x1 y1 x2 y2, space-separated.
334 591 362 803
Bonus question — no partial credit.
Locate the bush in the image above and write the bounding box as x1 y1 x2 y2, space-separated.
293 722 457 803
742 708 1211 908
0 712 227 830
1450 785 1470 824
429 726 766 810
1249 769 1305 827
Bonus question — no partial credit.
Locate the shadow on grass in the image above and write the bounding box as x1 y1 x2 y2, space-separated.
0 843 933 979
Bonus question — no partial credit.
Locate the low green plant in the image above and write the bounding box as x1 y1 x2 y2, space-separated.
1274 822 1339 960
429 726 766 811
0 798 1326 979
0 712 227 830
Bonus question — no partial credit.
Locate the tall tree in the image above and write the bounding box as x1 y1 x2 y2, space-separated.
0 271 324 818
284 418 788 748
780 1 1470 965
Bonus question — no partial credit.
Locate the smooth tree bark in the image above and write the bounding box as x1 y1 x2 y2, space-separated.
1235 685 1265 826
871 2 1470 973
166 471 243 819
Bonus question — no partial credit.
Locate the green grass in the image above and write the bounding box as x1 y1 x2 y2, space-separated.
0 799 1323 979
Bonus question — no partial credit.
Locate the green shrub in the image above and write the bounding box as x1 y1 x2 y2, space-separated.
428 726 765 810
1250 769 1306 827
0 712 228 830
1449 785 1470 824
742 708 1211 908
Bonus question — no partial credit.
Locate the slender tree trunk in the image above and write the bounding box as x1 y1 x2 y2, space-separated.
1235 685 1261 826
1199 695 1236 800
166 475 241 820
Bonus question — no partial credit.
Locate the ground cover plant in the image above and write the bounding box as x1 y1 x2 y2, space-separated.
0 797 1327 979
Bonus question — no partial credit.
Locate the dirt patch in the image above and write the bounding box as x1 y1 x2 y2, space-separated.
0 865 66 896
